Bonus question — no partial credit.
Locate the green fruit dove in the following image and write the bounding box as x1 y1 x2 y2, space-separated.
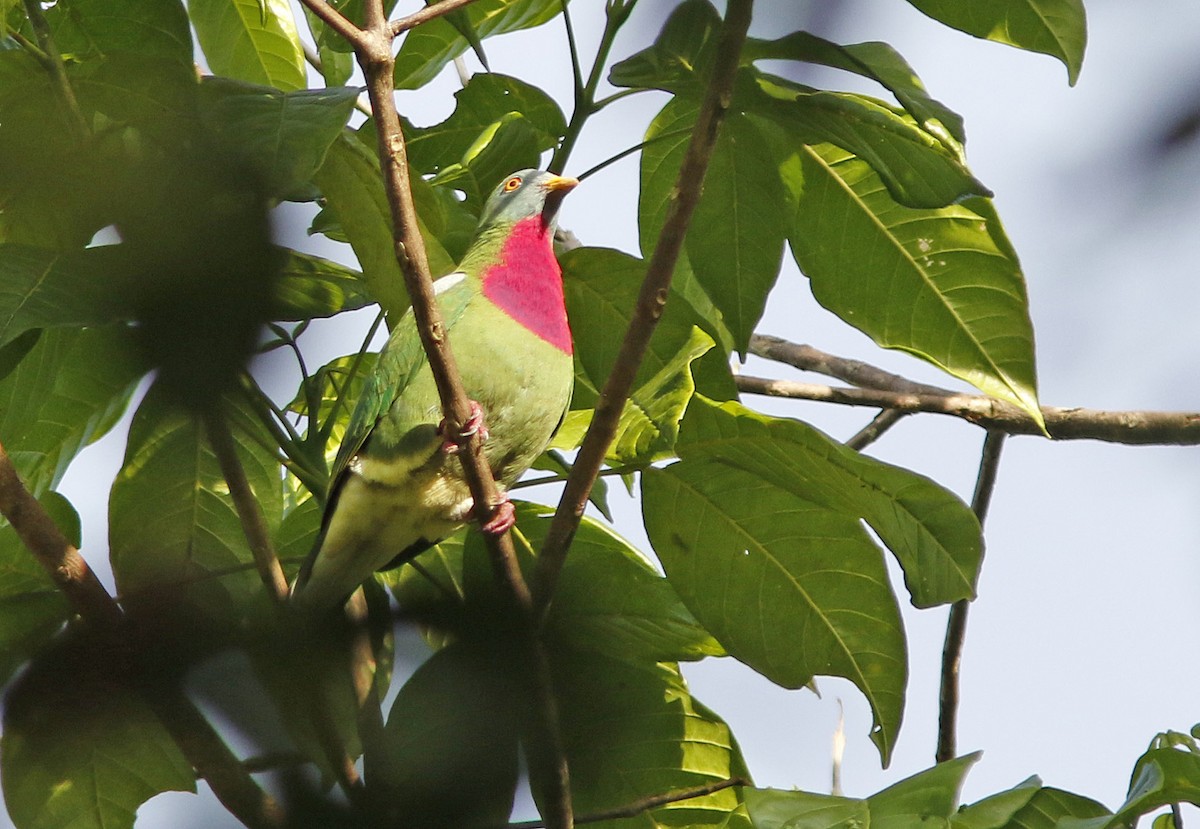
292 170 578 611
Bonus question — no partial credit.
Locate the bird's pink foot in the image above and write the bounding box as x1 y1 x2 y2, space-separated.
480 497 515 535
440 400 490 454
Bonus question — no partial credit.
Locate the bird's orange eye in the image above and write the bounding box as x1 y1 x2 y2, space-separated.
503 176 522 192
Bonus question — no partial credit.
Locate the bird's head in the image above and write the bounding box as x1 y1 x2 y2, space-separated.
476 169 579 233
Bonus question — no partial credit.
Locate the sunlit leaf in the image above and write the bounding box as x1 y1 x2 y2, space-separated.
782 142 1042 426
394 0 567 90
904 0 1087 85
952 777 1042 829
189 0 307 91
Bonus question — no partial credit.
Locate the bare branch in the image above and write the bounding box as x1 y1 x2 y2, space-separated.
202 409 289 605
937 431 1006 763
507 777 748 828
534 0 756 611
735 375 1200 446
845 409 909 451
750 335 958 396
390 0 482 37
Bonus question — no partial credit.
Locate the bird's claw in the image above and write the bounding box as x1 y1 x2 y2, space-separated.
480 497 515 535
440 400 489 454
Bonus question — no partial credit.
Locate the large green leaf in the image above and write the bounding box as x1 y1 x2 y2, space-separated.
0 493 72 688
639 99 786 355
0 328 142 494
782 142 1043 426
1 633 195 829
407 73 566 175
428 112 545 210
1101 747 1200 828
985 788 1110 829
542 653 752 829
109 387 283 618
742 31 966 143
313 134 455 318
512 505 723 664
189 0 307 91
394 0 566 90
198 78 359 199
952 777 1042 829
376 642 520 827
642 456 906 764
608 0 720 96
747 754 979 829
905 0 1087 85
676 398 982 608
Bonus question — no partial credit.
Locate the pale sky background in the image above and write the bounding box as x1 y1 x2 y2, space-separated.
34 0 1200 825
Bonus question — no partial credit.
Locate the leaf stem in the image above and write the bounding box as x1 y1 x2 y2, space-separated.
560 0 584 97
936 430 1006 763
20 0 89 141
550 0 637 173
534 0 755 610
507 776 748 828
577 126 692 182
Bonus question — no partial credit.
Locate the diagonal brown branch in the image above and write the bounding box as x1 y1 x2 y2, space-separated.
533 0 756 612
0 442 285 828
735 375 1200 445
391 0 482 36
202 408 289 604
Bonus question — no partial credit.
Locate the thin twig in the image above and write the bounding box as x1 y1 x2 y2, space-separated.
202 409 290 604
0 442 285 827
736 374 1200 445
506 776 748 829
844 409 909 451
535 0 756 609
390 0 482 36
750 335 956 396
936 430 1006 763
298 0 364 47
20 0 89 141
1172 803 1184 829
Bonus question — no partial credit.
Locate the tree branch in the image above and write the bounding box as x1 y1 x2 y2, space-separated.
506 777 748 829
21 0 89 141
351 1 572 825
750 335 960 396
202 409 289 605
534 0 756 610
735 375 1200 445
390 0 482 36
0 442 285 827
297 0 365 49
937 431 1006 763
844 409 909 451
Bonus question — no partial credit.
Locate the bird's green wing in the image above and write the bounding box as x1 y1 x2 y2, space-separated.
327 274 475 488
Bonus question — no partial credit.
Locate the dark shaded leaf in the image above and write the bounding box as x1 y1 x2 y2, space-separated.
199 78 359 199
1 632 195 829
608 0 720 95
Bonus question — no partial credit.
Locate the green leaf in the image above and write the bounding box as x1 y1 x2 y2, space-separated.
528 449 613 521
904 0 1087 85
676 398 983 608
642 457 906 764
0 328 142 494
952 777 1042 829
189 0 307 91
394 0 566 90
109 386 283 618
747 754 979 829
561 246 736 427
640 99 787 355
749 75 989 209
1 633 195 829
782 142 1043 427
273 249 373 319
44 0 192 66
742 31 966 143
685 112 786 353
993 788 1111 829
198 78 359 199
314 134 455 317
377 642 520 827
407 73 566 175
0 493 71 688
1104 748 1200 827
511 505 724 664
544 653 752 829
429 112 545 210
608 0 721 95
